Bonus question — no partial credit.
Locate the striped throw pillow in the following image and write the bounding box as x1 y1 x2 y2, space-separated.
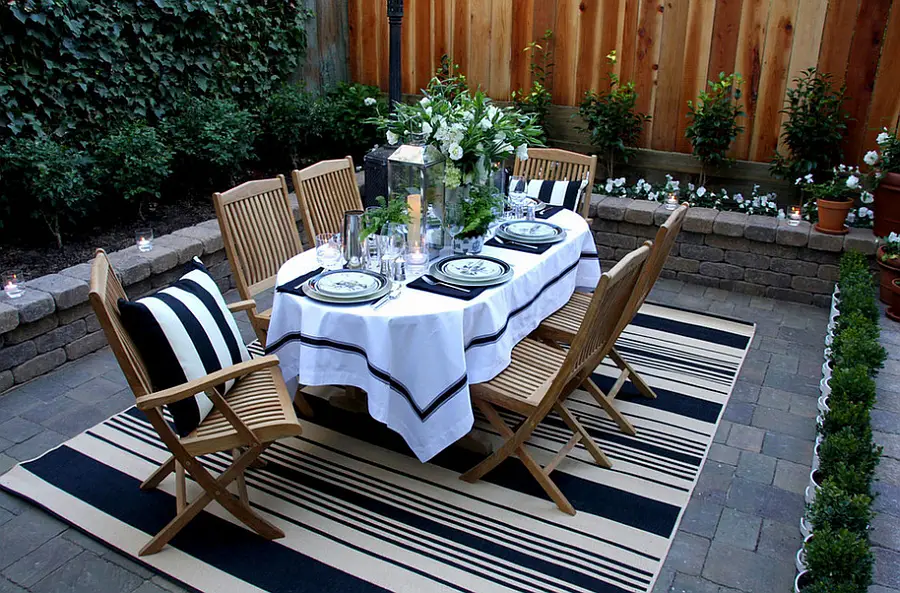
118 258 250 436
524 179 588 212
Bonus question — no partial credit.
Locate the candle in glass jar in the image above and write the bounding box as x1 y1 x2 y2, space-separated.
665 193 678 211
405 194 427 265
135 229 154 252
2 270 23 299
789 206 802 227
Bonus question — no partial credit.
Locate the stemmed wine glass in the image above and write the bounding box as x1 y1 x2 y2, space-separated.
445 203 465 254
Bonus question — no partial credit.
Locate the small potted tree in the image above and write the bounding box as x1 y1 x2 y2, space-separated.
797 166 872 235
867 126 900 236
685 73 744 188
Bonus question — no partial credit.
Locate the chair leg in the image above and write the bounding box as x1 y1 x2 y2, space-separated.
553 402 612 468
141 456 176 491
175 461 186 512
233 449 249 506
582 378 637 436
610 348 657 399
462 400 575 516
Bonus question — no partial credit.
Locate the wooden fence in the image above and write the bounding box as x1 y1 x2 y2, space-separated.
347 0 900 166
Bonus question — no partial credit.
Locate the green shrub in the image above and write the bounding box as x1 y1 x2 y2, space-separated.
821 401 870 439
828 365 876 409
260 84 328 169
511 29 554 143
685 73 744 186
164 97 258 184
321 82 386 161
804 527 873 589
818 426 881 496
807 480 872 534
0 137 95 247
839 251 869 284
803 578 866 593
771 68 849 183
94 123 173 213
831 313 886 372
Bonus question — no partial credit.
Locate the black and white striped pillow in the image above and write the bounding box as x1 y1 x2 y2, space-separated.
524 179 588 212
118 258 250 436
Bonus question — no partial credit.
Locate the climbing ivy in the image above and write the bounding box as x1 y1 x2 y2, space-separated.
0 0 313 142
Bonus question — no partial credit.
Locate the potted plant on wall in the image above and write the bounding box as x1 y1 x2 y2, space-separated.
685 72 744 188
796 166 873 234
867 126 900 236
877 232 900 306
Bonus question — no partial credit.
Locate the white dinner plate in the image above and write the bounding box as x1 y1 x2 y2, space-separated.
497 220 565 244
312 270 385 298
438 256 508 282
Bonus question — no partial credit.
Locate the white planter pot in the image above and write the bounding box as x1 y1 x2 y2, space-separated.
825 331 833 346
805 484 817 505
819 376 831 401
822 357 832 381
817 393 830 414
795 570 812 593
808 469 823 499
795 534 813 573
812 441 821 470
800 515 813 538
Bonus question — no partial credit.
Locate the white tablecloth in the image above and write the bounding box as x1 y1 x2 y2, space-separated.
266 209 601 461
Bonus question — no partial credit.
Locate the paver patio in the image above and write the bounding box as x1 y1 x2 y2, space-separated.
0 279 895 593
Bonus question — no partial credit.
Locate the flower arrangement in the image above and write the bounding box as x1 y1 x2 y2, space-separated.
375 78 544 189
796 165 875 228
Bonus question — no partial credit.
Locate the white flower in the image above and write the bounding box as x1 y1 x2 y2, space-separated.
877 130 891 146
516 144 528 161
421 121 433 135
648 191 659 201
846 175 860 189
859 207 871 218
479 117 493 130
734 193 744 203
364 97 376 106
696 186 707 197
805 174 815 184
386 131 399 145
614 177 626 187
838 164 847 172
448 142 463 161
795 177 803 185
861 191 874 204
605 180 614 193
420 97 431 107
889 231 899 242
864 150 879 166
768 201 776 209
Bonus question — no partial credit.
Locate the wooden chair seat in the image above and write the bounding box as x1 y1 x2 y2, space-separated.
539 291 592 340
472 339 568 414
182 367 300 456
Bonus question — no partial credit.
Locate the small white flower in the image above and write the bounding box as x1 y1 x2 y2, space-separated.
861 191 874 204
768 201 776 209
605 180 614 193
795 177 803 185
805 174 815 183
420 97 431 107
877 130 891 146
889 231 899 242
864 150 879 166
516 144 529 161
734 193 744 203
696 186 707 197
846 175 860 189
614 177 626 187
421 121 433 135
448 142 463 161
648 191 659 201
386 131 399 145
859 207 871 218
364 97 376 106
838 164 847 172
479 117 493 130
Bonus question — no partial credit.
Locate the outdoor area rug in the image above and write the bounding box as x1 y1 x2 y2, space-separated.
0 302 754 593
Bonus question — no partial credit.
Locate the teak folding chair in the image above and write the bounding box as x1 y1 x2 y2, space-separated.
534 204 689 435
213 175 303 346
291 156 363 239
462 245 651 515
513 147 597 220
89 249 303 556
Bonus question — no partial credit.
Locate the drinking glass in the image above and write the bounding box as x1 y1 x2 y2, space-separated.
315 233 343 270
379 223 406 272
508 175 528 219
444 203 465 253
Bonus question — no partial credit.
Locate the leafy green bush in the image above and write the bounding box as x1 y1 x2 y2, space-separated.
260 84 328 169
164 97 258 184
320 83 386 161
0 1 312 143
578 52 651 179
807 480 872 534
821 401 870 439
771 68 849 183
0 137 94 247
685 73 744 186
804 527 873 589
511 29 554 143
831 312 886 372
818 426 881 495
94 123 173 214
828 365 876 409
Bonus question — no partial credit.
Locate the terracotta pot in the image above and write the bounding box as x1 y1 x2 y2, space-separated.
877 246 900 304
815 197 853 234
874 171 900 237
888 278 900 323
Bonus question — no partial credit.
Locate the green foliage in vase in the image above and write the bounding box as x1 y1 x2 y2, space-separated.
459 185 503 238
511 29 554 144
362 196 410 239
771 68 849 183
578 51 651 179
685 73 744 187
94 122 173 214
0 137 94 247
429 56 470 103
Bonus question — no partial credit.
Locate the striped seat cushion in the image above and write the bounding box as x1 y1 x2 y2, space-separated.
118 258 250 437
524 179 588 212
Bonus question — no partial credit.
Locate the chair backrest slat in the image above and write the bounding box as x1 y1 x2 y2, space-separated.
513 148 597 220
630 204 688 320
89 249 153 398
292 156 363 239
213 175 302 301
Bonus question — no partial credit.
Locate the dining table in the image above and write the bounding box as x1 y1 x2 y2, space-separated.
265 208 602 462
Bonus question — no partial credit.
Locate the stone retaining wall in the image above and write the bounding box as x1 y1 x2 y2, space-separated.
0 198 307 395
589 195 877 307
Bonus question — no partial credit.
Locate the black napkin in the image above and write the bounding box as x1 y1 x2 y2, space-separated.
536 205 565 219
276 267 324 298
407 275 491 300
484 237 554 254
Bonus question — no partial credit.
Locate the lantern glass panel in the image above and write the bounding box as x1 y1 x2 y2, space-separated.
387 133 446 259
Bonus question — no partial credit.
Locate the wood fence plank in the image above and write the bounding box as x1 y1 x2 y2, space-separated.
414 0 432 92
818 0 860 85
708 0 744 81
842 0 892 164
469 0 493 91
732 0 768 160
361 0 380 86
348 0 362 83
453 0 470 77
863 0 900 157
401 0 415 93
377 0 389 90
652 0 691 151
509 0 534 94
600 0 623 89
490 0 513 98
633 0 665 146
531 0 557 93
552 0 581 105
576 0 603 99
675 0 716 154
619 0 642 83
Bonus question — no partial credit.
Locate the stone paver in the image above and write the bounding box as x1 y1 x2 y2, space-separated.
0 283 838 593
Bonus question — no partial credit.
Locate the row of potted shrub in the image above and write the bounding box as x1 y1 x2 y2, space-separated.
795 251 885 592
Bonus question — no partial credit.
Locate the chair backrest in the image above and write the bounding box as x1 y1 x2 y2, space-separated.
546 245 651 405
213 175 302 301
292 156 363 239
89 249 153 399
635 204 688 312
513 148 597 220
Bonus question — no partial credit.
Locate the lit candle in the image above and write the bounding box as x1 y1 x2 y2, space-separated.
665 193 678 211
2 270 23 299
135 229 154 252
405 194 427 265
789 206 801 227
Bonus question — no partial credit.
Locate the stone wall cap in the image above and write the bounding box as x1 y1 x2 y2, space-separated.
623 199 659 225
775 219 811 247
744 215 778 243
593 196 633 222
843 227 877 255
153 233 204 264
0 300 19 333
107 247 153 285
712 211 749 237
807 228 845 252
3 287 55 324
23 273 89 310
58 262 93 285
173 224 224 254
683 207 718 234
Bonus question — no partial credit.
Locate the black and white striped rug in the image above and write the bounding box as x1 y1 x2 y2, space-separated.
0 303 754 593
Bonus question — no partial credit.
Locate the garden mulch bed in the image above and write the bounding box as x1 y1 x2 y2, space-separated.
0 199 216 280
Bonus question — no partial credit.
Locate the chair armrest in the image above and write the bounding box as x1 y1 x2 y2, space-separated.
227 299 258 313
135 355 281 411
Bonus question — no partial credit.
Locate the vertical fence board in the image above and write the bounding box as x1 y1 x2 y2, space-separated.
675 0 716 153
652 1 691 151
634 0 665 145
453 0 470 75
863 1 900 156
708 0 744 80
576 0 603 100
619 0 642 83
531 0 558 92
599 0 623 89
732 0 767 160
818 0 860 85
490 0 513 98
414 0 432 92
551 0 581 105
509 0 534 94
468 0 493 90
348 0 362 83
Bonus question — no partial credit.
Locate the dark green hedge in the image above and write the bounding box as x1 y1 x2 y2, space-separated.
0 0 312 142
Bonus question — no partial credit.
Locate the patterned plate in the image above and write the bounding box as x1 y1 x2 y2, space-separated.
302 279 392 305
311 270 386 298
497 220 565 243
430 256 514 287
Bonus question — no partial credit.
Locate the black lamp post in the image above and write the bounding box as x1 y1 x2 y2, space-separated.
387 0 403 110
